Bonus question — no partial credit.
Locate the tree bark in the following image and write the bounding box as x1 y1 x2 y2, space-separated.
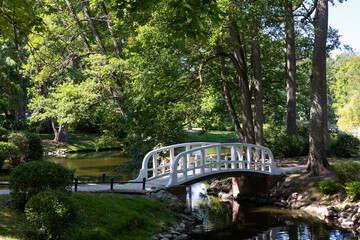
65 0 92 53
306 0 330 175
81 0 107 55
229 23 255 144
100 2 122 59
14 28 25 129
251 28 264 146
284 2 297 135
51 118 69 143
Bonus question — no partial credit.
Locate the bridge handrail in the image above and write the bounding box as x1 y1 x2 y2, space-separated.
166 143 278 187
130 142 221 182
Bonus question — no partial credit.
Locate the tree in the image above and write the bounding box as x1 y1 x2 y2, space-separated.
306 0 330 175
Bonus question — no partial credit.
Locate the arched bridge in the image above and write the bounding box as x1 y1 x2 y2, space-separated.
130 142 279 188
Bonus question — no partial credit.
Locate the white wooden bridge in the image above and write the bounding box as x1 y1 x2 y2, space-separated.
130 142 279 189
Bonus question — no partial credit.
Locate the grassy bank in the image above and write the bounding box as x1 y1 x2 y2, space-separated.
40 132 121 152
184 130 238 142
0 193 175 240
40 130 238 152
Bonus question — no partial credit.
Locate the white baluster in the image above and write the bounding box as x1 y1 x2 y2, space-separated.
231 145 236 169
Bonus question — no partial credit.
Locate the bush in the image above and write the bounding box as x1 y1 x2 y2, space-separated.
27 120 53 134
345 182 360 200
263 124 309 158
331 133 360 158
8 131 43 167
9 161 72 210
333 160 360 184
0 126 9 141
25 190 76 239
0 142 19 170
319 180 338 195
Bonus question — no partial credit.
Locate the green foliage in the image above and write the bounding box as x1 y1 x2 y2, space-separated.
8 131 43 167
333 160 360 184
319 180 338 195
27 119 53 134
0 142 19 170
263 124 309 158
345 182 360 201
25 190 76 239
331 133 360 158
9 161 72 210
0 127 9 141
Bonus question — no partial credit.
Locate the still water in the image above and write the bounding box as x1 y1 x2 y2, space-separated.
47 151 135 180
187 182 356 240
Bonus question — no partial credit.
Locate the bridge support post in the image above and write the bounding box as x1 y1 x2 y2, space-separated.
165 185 187 203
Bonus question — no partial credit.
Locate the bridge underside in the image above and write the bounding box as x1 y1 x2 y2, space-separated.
177 171 277 186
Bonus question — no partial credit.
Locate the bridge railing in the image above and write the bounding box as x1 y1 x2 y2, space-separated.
130 142 221 182
166 143 278 187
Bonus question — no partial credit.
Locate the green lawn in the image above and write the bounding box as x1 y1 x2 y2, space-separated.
0 193 176 240
40 131 121 152
184 129 238 142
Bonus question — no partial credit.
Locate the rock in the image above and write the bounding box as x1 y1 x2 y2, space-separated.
290 192 299 200
339 212 350 219
283 188 294 199
174 234 189 240
209 180 220 189
163 234 173 239
274 202 284 208
160 238 170 240
326 210 337 218
151 236 159 240
282 182 292 188
290 201 303 209
341 221 354 228
356 226 360 233
220 185 231 193
344 204 352 211
351 213 360 222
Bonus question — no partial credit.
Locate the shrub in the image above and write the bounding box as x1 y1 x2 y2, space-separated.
9 161 72 210
0 126 9 141
8 131 43 167
331 132 360 158
333 160 360 184
0 142 19 170
345 182 360 200
263 124 309 158
319 180 338 195
25 190 76 239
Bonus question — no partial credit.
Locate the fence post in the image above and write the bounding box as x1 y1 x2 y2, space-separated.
102 173 106 182
110 177 114 190
74 178 78 192
142 178 146 190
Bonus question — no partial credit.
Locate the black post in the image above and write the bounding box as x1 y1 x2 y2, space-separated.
74 178 78 192
71 173 74 182
142 178 146 190
102 173 106 182
110 177 114 190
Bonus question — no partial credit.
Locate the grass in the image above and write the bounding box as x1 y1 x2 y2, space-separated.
39 131 121 152
184 129 238 142
0 193 176 240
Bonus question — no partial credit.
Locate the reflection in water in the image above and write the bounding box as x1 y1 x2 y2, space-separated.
187 182 355 240
47 151 135 180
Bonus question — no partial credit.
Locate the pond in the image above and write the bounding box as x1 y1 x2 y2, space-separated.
47 152 356 239
187 182 356 240
47 151 135 181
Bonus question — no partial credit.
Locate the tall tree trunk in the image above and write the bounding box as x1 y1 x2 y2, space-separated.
306 0 330 175
81 0 107 55
14 29 25 128
217 43 245 142
251 28 264 146
100 2 122 59
284 2 297 135
229 23 255 144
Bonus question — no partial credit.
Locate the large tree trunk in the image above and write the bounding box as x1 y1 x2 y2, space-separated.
306 0 330 175
251 28 264 146
284 2 297 135
51 118 69 143
217 43 245 142
14 29 25 129
81 0 107 55
229 23 255 144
